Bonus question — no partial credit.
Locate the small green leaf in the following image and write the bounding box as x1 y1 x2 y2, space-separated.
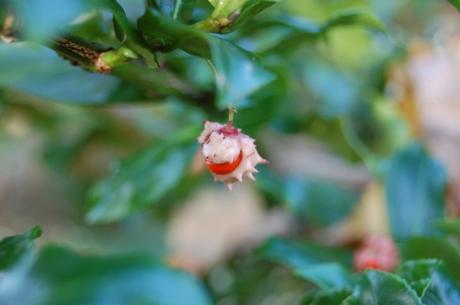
343 271 422 305
385 143 446 241
259 238 353 288
0 226 42 271
85 125 200 223
0 246 212 305
447 0 460 12
402 237 460 283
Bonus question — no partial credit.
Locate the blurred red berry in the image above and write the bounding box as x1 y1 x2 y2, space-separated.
353 234 399 272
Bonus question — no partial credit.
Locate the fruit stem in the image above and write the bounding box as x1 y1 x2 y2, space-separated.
228 106 237 124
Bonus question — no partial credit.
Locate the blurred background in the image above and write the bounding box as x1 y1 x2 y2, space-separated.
1 0 460 304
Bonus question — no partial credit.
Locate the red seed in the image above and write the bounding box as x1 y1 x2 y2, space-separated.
206 151 243 175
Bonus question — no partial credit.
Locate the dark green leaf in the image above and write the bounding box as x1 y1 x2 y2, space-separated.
402 237 460 282
259 238 353 288
0 246 212 305
385 143 446 241
85 125 200 223
0 226 42 271
343 271 422 305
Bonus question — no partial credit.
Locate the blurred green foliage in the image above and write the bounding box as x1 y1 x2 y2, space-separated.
0 0 459 304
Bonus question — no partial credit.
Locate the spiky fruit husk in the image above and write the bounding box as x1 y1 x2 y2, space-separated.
198 121 267 190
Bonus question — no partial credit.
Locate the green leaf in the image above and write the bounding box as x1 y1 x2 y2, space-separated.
210 39 275 109
157 0 197 21
256 168 358 226
85 125 200 223
397 260 460 305
104 0 157 67
9 0 95 40
447 0 460 12
232 0 278 29
385 143 446 241
300 289 351 305
259 238 353 288
343 271 422 305
436 218 460 238
402 237 460 282
0 226 42 271
138 11 275 109
0 246 212 305
138 10 211 56
208 0 247 17
244 10 384 54
0 43 120 104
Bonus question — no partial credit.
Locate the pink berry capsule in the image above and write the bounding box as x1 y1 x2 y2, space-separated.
353 234 399 272
198 120 268 190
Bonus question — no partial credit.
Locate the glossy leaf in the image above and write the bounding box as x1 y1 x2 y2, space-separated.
385 144 446 241
402 237 460 282
343 271 422 305
0 226 42 271
259 238 353 288
0 246 212 305
85 125 200 223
